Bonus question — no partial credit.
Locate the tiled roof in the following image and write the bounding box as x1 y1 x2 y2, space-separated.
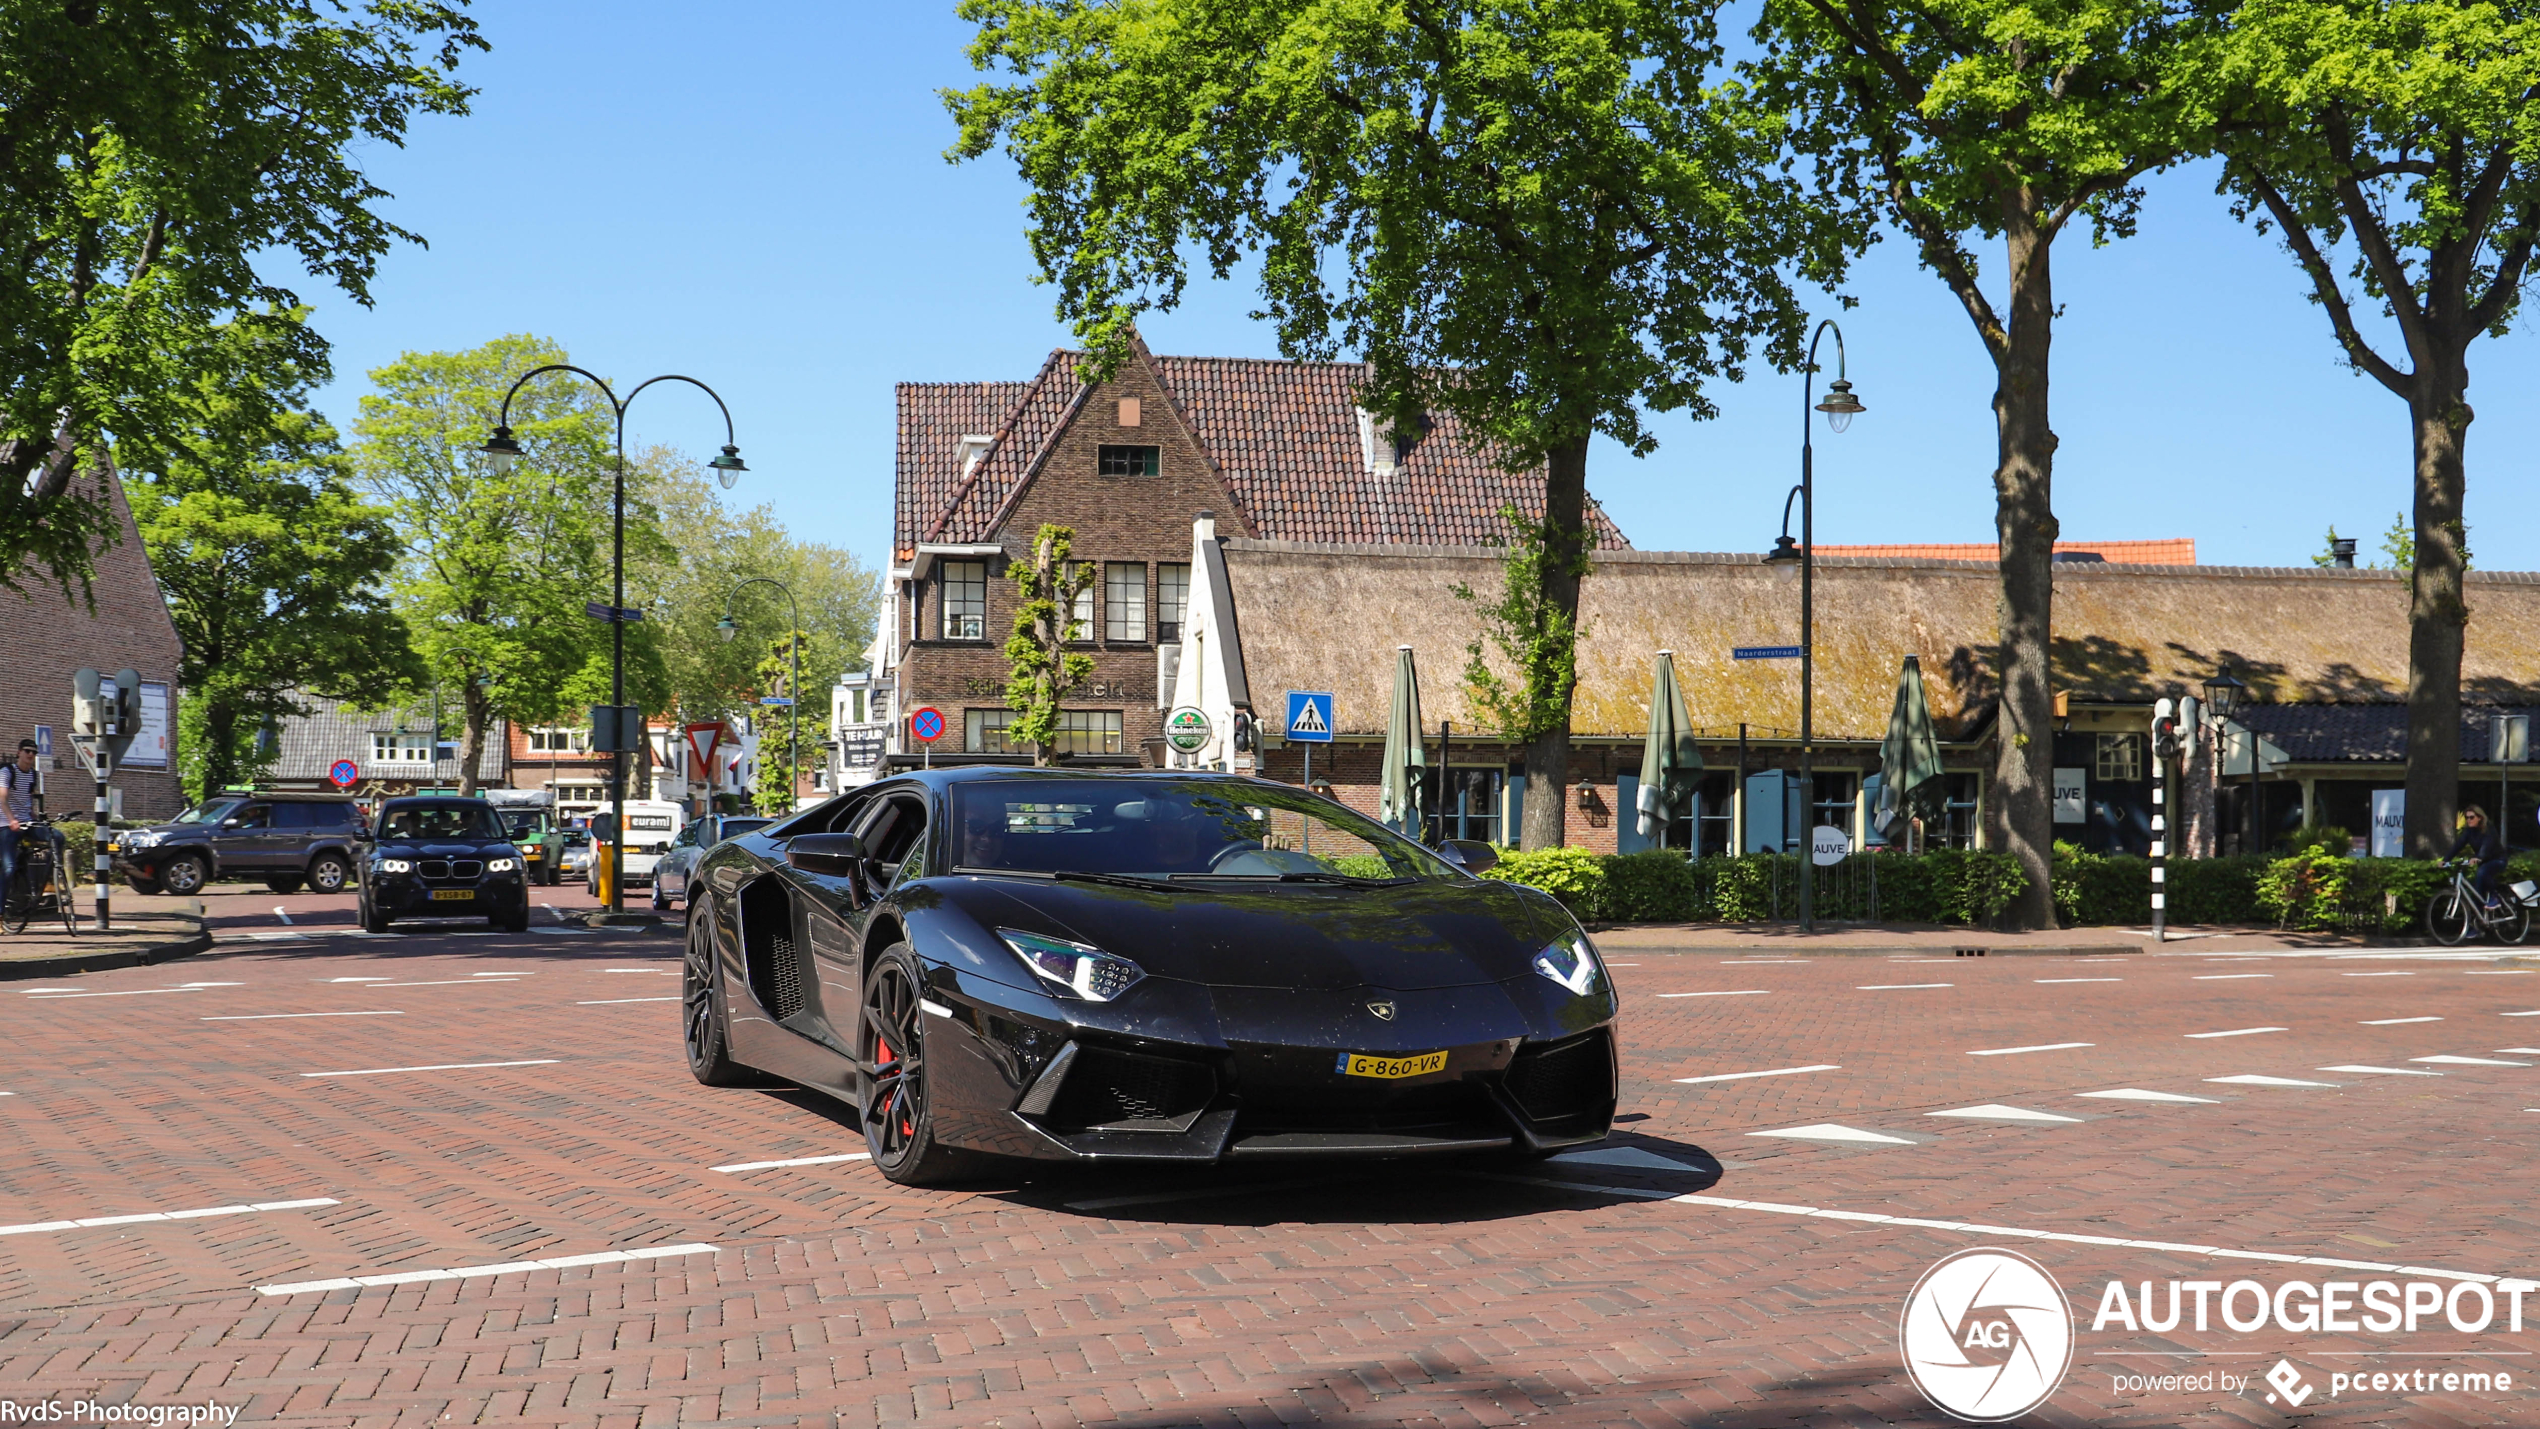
273 694 506 782
898 349 1631 551
2243 703 2540 763
1815 539 2197 565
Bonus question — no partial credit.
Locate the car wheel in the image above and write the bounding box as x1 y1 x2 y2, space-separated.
496 902 530 934
307 853 351 894
159 853 208 897
265 875 304 895
125 875 164 895
683 897 774 1087
360 899 392 934
859 943 993 1186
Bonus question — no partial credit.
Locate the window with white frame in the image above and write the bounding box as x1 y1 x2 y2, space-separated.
1156 562 1191 642
966 708 1123 755
371 731 432 765
1104 562 1146 642
940 560 987 640
526 726 588 753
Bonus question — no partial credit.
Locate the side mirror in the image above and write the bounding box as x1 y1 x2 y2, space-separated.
1438 839 1499 874
787 832 869 878
220 817 242 829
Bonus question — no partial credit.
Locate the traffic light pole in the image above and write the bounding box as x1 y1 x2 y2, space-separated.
91 749 112 931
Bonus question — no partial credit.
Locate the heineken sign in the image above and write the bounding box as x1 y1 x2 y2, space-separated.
1164 705 1212 754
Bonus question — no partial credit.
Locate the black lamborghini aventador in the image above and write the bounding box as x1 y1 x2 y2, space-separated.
680 767 1619 1185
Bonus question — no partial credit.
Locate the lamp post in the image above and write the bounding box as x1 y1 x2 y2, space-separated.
719 577 801 817
481 368 745 924
1761 319 1865 934
2201 668 2250 855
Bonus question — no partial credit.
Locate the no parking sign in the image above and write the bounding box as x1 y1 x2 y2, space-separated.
328 759 360 789
908 707 946 744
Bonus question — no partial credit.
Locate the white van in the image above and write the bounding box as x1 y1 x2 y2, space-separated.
596 799 686 887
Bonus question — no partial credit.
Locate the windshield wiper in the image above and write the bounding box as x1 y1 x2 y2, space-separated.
949 865 1178 893
1168 870 1416 887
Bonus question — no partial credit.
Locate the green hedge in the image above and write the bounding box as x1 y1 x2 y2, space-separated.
1486 846 2024 927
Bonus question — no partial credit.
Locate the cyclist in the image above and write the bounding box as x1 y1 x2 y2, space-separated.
1 739 67 910
2448 804 2507 912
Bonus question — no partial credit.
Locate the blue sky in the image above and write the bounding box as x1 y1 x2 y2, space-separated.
297 1 2540 574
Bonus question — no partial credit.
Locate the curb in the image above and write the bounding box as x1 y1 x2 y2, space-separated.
0 908 212 982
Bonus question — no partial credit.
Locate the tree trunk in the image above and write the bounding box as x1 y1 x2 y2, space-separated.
457 687 485 797
200 697 241 800
1520 435 1592 851
1985 214 2061 929
2403 365 2472 857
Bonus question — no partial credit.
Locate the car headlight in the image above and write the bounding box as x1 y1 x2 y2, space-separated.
1532 929 1603 996
376 858 412 874
998 928 1146 1002
121 829 161 850
486 857 519 872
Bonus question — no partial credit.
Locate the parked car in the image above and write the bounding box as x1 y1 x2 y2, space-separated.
651 814 772 912
587 799 685 889
557 828 594 882
678 768 1618 1186
112 792 368 896
357 796 531 933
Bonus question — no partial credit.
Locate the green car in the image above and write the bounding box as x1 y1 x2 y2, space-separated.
497 806 568 886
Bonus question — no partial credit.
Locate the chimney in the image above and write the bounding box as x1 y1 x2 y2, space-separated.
1195 509 1216 543
2331 537 2357 568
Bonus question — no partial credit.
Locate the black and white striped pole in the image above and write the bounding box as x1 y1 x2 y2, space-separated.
2151 698 2177 942
71 667 141 932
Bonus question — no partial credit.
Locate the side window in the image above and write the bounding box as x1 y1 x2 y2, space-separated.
854 796 929 882
317 803 356 829
232 804 272 829
271 804 314 829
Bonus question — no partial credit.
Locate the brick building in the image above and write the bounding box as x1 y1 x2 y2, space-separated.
878 336 1627 767
1 468 185 821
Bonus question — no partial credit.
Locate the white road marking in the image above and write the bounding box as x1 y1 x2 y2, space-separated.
1749 1124 1919 1146
2207 1074 2340 1087
1673 1063 1840 1085
368 979 531 988
247 931 307 942
2078 1089 2218 1104
576 997 678 1005
301 1060 562 1078
2496 1048 2540 1055
272 906 292 924
1667 1195 2538 1289
1605 962 1639 967
1928 1104 2082 1123
24 987 200 999
2193 974 2273 981
2320 1064 2445 1076
2344 972 2414 977
1858 983 1953 990
2363 1016 2442 1025
2036 978 2122 984
180 982 243 988
203 1011 404 1021
2187 1027 2288 1039
710 1153 872 1173
544 904 571 924
604 968 661 973
326 977 390 983
1 1197 337 1238
255 1243 716 1296
1657 990 1771 998
16 987 79 993
2505 1011 2540 1017
1551 1147 1704 1172
1967 1042 2094 1057
2466 970 2535 975
472 971 532 977
1721 959 1807 964
2411 1055 2530 1066
529 928 594 936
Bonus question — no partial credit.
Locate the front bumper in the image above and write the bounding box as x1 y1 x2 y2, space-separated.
916 973 1617 1165
368 875 528 916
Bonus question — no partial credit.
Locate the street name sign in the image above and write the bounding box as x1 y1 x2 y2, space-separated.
1733 646 1803 660
584 600 646 623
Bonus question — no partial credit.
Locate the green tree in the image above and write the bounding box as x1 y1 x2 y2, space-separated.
1004 525 1095 767
750 630 815 814
1454 507 1589 757
0 0 481 600
1749 0 2202 926
2201 0 2537 857
125 313 419 800
352 335 620 795
949 0 1851 847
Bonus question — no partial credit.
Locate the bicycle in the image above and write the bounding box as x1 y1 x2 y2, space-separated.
2424 858 2532 946
2 816 78 936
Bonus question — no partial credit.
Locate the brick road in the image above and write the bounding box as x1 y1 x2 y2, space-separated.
2 898 2537 1426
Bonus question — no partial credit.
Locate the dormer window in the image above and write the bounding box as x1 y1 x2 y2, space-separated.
958 435 993 476
1098 444 1160 476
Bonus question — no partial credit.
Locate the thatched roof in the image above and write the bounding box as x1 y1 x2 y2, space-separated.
1221 541 2540 743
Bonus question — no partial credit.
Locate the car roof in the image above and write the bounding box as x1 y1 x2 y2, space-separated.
378 796 497 809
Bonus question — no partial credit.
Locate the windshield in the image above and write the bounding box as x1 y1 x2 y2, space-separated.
171 798 243 826
378 803 504 841
500 811 550 838
949 779 1458 882
716 817 771 843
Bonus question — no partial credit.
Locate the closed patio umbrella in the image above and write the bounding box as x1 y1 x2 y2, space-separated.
1381 644 1426 837
1636 650 1704 841
1876 654 1946 846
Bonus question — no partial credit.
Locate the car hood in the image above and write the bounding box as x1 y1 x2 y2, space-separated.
374 841 515 858
935 874 1555 991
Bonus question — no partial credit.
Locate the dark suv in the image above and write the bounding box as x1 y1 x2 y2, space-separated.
113 793 368 896
358 796 531 933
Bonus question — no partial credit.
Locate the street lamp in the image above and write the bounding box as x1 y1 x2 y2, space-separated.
2202 667 2254 855
723 578 801 818
1760 319 1862 934
481 368 745 925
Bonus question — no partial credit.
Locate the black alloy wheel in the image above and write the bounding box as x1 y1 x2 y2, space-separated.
682 896 769 1087
159 853 208 897
858 944 990 1186
360 894 391 934
307 853 351 894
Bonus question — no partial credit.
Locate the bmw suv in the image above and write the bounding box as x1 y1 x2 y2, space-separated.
113 793 368 896
358 796 531 933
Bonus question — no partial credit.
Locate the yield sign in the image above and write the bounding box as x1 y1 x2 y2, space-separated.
684 722 727 776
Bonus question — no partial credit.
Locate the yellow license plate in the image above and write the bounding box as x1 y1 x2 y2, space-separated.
1335 1050 1448 1080
430 889 475 901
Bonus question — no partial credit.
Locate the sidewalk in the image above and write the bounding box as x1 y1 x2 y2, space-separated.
1591 921 2463 956
0 898 210 980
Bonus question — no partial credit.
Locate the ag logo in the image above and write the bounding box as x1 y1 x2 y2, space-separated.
1900 1248 2074 1422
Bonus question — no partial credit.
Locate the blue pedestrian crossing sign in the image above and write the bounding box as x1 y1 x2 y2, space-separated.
1285 691 1334 743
